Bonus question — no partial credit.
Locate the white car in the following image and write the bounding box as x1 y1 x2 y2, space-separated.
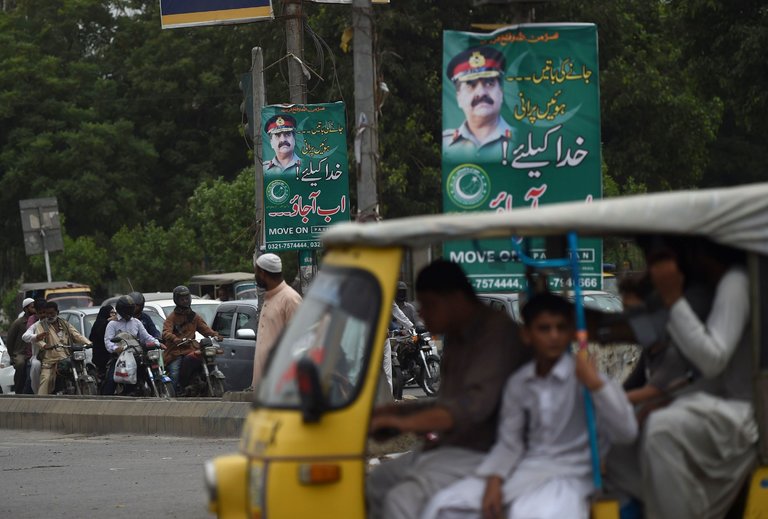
0 336 15 394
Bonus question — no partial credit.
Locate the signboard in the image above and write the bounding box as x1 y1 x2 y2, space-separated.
160 0 273 29
442 23 602 292
19 197 63 256
262 102 350 251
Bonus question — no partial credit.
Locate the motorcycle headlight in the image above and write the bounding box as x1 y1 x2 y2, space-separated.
205 346 218 357
147 350 161 360
72 351 85 361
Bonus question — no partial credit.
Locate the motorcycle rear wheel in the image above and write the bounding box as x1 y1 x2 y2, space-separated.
419 355 441 397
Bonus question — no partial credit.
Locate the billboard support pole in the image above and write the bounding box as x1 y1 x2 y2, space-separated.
352 0 378 220
252 47 266 253
284 0 313 293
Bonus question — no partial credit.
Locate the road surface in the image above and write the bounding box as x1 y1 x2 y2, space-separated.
0 430 238 519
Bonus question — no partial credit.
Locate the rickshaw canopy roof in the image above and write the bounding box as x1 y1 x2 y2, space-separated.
323 183 768 254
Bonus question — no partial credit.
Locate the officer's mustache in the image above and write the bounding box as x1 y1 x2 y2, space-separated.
278 141 291 148
471 95 494 107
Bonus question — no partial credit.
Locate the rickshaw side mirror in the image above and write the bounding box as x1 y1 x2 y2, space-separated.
296 357 325 423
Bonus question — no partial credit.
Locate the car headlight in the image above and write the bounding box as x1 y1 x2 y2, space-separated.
72 351 85 361
147 350 161 360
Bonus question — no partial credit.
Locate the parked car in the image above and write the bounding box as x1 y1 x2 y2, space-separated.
0 336 13 393
477 290 623 324
101 292 220 333
59 306 165 340
210 300 259 391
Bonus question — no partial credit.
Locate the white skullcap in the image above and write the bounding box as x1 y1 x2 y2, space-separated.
22 297 35 309
255 253 282 273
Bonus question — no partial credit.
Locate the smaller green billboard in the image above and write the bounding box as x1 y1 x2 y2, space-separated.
262 102 350 251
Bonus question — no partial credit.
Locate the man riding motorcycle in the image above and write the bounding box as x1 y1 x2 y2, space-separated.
103 295 161 395
161 285 222 394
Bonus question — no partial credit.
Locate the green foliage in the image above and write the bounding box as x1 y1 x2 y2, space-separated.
29 233 109 289
186 168 257 272
110 220 201 292
1 0 766 294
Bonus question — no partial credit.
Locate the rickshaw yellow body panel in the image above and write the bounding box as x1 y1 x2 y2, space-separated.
207 454 248 519
744 466 768 516
209 246 402 519
590 499 619 519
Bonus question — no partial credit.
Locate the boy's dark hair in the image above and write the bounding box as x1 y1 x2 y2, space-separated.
43 300 59 312
415 259 476 300
520 292 573 326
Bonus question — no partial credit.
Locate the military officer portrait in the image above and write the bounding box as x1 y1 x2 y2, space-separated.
264 114 302 173
443 46 514 162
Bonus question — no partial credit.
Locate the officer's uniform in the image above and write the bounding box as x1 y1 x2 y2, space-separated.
263 153 301 173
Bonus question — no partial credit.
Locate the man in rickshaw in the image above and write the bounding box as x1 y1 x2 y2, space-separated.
367 260 529 519
605 237 756 518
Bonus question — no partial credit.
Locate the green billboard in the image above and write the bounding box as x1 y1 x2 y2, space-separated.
442 24 603 291
262 102 350 251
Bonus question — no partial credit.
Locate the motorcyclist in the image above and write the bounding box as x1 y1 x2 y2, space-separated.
162 285 222 394
128 291 161 340
395 281 423 328
103 295 161 395
28 301 93 395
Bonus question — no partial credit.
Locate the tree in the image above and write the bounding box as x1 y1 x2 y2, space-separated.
186 168 257 273
110 220 201 292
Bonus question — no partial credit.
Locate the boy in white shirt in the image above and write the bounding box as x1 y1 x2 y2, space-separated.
422 293 638 519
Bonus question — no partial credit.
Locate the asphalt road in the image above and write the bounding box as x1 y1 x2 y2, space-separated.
0 430 239 519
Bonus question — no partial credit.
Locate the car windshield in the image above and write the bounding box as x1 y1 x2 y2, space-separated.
161 302 219 327
83 314 97 337
258 267 380 410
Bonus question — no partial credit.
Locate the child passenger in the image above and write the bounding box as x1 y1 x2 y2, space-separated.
422 293 638 519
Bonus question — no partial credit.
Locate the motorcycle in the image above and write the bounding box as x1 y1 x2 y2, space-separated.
111 332 175 398
392 327 441 397
176 337 226 398
53 344 99 395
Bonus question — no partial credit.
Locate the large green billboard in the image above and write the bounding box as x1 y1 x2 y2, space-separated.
262 102 350 251
442 24 603 291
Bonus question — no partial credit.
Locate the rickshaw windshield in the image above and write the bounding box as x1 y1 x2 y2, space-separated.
258 267 381 409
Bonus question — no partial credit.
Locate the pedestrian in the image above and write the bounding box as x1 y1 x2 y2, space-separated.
247 253 302 391
5 297 36 393
366 259 528 519
21 298 50 394
89 305 116 384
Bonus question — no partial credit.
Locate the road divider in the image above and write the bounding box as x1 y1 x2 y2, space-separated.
0 394 252 437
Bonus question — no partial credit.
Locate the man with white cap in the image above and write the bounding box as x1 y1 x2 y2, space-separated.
5 298 36 393
249 253 303 390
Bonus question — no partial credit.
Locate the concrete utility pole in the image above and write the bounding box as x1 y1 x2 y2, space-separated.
251 47 266 252
352 0 379 219
283 0 313 292
284 0 307 104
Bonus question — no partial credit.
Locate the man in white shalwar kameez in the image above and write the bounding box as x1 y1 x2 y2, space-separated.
606 241 757 519
422 293 637 519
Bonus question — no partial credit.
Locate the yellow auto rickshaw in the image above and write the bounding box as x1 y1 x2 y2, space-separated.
205 183 768 518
